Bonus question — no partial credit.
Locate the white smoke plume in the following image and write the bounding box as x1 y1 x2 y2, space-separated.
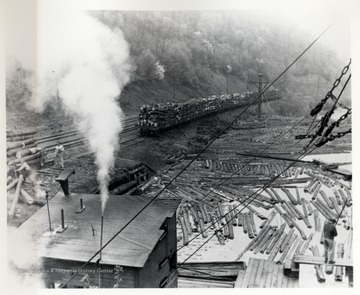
33 10 131 213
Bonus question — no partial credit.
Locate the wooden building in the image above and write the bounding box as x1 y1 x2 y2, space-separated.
17 191 181 288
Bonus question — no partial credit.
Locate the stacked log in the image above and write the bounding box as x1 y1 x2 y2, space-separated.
236 225 271 260
254 226 276 254
280 229 295 253
260 211 277 229
139 91 280 133
268 232 287 261
266 223 286 254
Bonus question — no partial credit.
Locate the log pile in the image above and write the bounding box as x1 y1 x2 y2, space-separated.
139 90 281 133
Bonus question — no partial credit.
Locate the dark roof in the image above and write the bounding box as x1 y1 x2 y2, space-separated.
18 193 181 267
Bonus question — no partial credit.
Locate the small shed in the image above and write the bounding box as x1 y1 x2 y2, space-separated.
17 192 181 288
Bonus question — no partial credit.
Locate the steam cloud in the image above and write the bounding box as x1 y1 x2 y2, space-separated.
26 10 131 213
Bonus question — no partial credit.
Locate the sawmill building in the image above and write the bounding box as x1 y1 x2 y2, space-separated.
18 190 181 288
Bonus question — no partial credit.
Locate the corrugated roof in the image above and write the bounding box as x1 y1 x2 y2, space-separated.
18 193 181 267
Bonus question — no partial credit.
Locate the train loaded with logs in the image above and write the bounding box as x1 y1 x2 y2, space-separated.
138 90 281 134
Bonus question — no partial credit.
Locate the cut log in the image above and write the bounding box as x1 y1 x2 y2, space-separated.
295 187 301 205
319 190 334 209
304 178 317 193
280 229 295 253
301 198 308 218
329 196 342 217
311 183 321 200
269 188 283 203
266 223 286 254
288 218 307 240
256 226 276 254
238 213 243 227
7 179 18 191
309 245 326 282
280 187 298 205
225 213 234 239
338 189 351 207
248 211 257 236
314 210 322 232
306 200 313 215
236 225 270 260
278 235 299 264
299 232 314 255
8 174 24 216
284 201 302 220
268 232 287 261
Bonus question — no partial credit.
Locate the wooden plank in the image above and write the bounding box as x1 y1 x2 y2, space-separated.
253 259 265 287
258 260 270 288
264 261 275 287
248 259 260 288
276 264 285 288
178 277 234 288
293 256 353 267
270 262 281 287
240 258 256 288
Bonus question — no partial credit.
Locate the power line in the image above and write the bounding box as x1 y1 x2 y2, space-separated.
61 20 334 288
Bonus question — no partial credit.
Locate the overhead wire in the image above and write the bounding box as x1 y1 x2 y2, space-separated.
61 20 336 288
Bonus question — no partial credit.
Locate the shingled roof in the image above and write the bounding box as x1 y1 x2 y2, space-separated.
18 193 181 268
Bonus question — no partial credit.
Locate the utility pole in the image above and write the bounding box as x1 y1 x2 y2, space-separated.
249 73 269 120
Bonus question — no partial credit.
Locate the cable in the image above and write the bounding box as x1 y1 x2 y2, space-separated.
61 20 334 288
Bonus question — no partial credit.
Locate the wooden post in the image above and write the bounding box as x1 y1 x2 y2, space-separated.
9 174 24 216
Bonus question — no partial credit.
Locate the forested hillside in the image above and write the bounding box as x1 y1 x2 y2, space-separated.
92 10 348 116
6 10 350 128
